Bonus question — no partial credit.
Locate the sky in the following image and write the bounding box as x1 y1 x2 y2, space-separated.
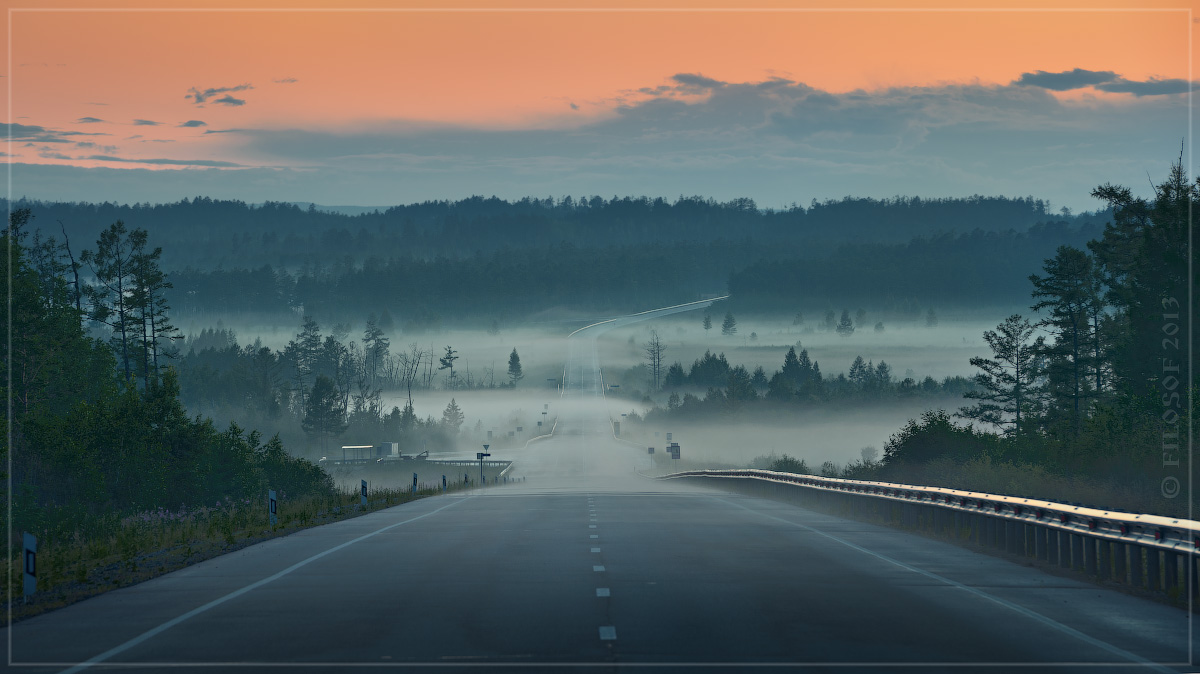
4 0 1198 211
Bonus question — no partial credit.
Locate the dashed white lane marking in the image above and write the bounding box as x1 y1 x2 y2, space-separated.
596 588 610 597
589 524 597 528
599 626 617 641
591 547 601 553
593 565 606 572
589 534 598 539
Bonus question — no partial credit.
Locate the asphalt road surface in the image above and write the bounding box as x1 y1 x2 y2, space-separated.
7 299 1194 673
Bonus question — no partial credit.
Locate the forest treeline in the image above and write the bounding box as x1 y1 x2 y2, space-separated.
164 224 1098 328
4 210 333 541
5 193 1107 270
626 346 974 421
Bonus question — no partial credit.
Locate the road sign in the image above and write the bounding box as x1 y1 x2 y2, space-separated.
648 447 655 454
478 447 491 485
360 480 368 507
268 489 278 526
23 533 36 601
667 433 672 442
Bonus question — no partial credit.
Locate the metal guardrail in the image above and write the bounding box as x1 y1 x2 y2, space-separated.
659 469 1199 597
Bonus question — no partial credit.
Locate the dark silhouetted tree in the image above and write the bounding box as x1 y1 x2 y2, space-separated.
507 348 523 385
721 312 737 336
958 314 1044 436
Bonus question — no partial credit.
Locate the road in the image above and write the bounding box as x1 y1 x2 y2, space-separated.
7 298 1194 673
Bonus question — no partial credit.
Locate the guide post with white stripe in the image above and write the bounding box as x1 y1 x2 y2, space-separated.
268 489 278 526
360 479 368 507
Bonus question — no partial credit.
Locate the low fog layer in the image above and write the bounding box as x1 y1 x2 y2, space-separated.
184 303 999 479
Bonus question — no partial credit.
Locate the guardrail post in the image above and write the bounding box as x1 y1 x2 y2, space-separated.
1113 542 1127 584
1097 540 1111 580
1017 523 1029 557
1070 534 1084 572
1164 552 1180 596
1058 531 1071 569
1146 547 1161 591
1034 525 1047 561
1084 538 1098 576
1130 545 1144 588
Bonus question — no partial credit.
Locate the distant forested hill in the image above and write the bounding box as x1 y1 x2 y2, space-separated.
4 194 1108 271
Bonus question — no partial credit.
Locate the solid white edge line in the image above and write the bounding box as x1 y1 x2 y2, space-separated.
57 496 473 674
713 496 1178 674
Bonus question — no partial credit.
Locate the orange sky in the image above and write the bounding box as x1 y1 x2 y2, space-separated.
3 0 1197 206
9 4 1193 129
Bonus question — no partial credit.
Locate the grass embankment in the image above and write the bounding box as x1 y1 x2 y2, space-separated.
4 483 465 625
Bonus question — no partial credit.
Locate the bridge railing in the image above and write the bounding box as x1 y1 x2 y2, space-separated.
658 468 1199 599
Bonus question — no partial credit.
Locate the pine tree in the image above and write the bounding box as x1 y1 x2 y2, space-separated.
721 312 737 336
362 314 389 391
81 221 145 381
439 345 459 388
1029 246 1099 434
703 314 712 335
958 314 1044 436
442 398 465 431
836 310 855 336
284 316 322 410
507 348 523 385
302 374 347 449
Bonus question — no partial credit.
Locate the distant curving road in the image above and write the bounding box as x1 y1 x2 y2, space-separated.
6 298 1192 673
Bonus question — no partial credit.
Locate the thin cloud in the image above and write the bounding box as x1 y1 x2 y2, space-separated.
86 154 245 167
38 149 72 160
213 95 246 106
570 103 580 110
1096 77 1191 97
75 141 119 153
203 128 247 134
4 122 108 143
1014 68 1117 91
185 83 253 105
133 119 162 126
273 77 298 84
76 117 106 124
672 73 726 89
1014 68 1192 97
178 120 208 128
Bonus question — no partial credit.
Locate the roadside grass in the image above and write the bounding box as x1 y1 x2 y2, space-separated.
4 483 465 625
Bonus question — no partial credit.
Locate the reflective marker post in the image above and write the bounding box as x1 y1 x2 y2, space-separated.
360 479 368 507
23 533 36 602
442 475 447 491
268 489 278 527
412 472 418 495
647 446 655 470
